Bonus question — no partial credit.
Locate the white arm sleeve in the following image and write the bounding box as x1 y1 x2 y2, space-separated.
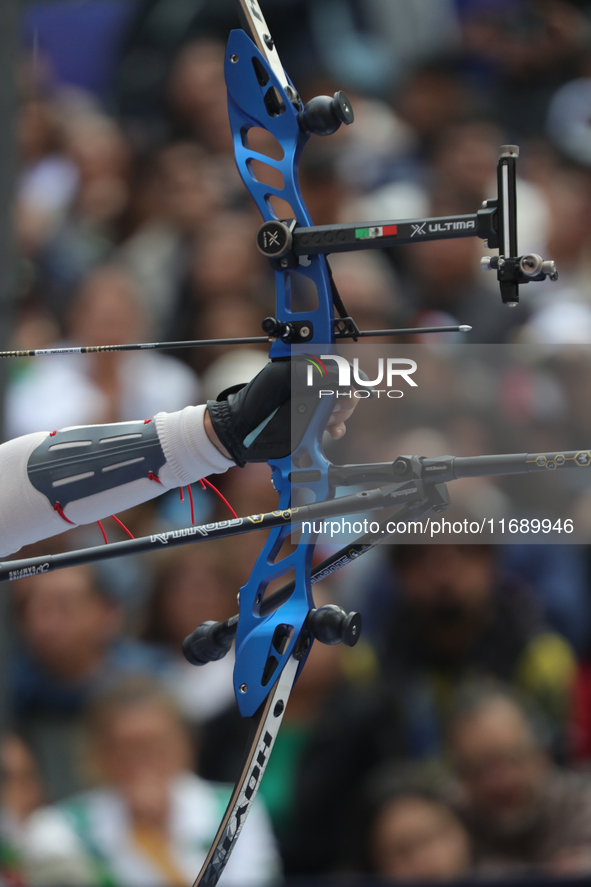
0 404 235 557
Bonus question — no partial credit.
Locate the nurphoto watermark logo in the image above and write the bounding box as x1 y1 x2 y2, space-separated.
306 355 418 399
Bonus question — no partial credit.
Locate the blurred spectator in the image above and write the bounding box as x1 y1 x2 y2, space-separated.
33 101 133 311
283 544 578 872
11 565 168 800
1 734 44 830
394 59 473 154
0 734 44 885
17 90 78 258
368 791 471 882
143 544 238 726
431 120 504 207
6 265 200 438
548 76 591 166
166 40 246 210
167 41 232 156
187 212 268 308
308 1 460 97
179 212 271 374
518 164 591 344
522 297 591 345
185 294 269 378
539 167 591 280
449 686 591 876
21 679 280 887
64 111 131 232
377 545 576 759
116 142 222 338
298 144 353 227
262 662 404 875
459 0 591 138
502 545 591 656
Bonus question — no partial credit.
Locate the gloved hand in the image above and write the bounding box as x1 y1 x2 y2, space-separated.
206 357 354 467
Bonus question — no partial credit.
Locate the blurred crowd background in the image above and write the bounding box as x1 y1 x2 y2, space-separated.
6 0 591 884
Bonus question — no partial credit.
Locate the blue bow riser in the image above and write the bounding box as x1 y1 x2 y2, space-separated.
225 29 337 717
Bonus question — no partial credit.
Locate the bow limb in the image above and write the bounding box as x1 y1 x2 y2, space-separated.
193 655 300 887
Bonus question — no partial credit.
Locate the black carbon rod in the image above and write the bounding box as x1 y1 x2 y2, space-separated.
291 214 481 256
417 449 591 483
0 485 405 583
331 448 591 488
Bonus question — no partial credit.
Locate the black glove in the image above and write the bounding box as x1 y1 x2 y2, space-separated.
207 357 343 467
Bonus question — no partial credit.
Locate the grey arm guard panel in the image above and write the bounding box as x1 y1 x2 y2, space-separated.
27 420 167 510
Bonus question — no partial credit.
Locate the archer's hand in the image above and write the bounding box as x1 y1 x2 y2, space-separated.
205 358 357 466
326 399 355 440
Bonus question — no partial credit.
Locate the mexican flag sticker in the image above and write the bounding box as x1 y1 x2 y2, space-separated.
355 225 398 240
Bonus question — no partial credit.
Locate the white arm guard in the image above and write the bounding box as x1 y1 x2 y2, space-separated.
0 404 234 557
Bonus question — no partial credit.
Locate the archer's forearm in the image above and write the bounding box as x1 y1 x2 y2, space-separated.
0 405 235 557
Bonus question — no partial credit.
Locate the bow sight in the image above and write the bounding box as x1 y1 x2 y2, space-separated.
257 144 558 316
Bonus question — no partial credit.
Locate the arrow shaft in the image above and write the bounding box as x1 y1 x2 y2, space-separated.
0 327 471 359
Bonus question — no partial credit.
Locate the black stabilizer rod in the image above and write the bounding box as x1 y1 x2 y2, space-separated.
329 449 591 488
398 449 591 484
256 210 495 261
291 213 483 255
183 617 239 665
